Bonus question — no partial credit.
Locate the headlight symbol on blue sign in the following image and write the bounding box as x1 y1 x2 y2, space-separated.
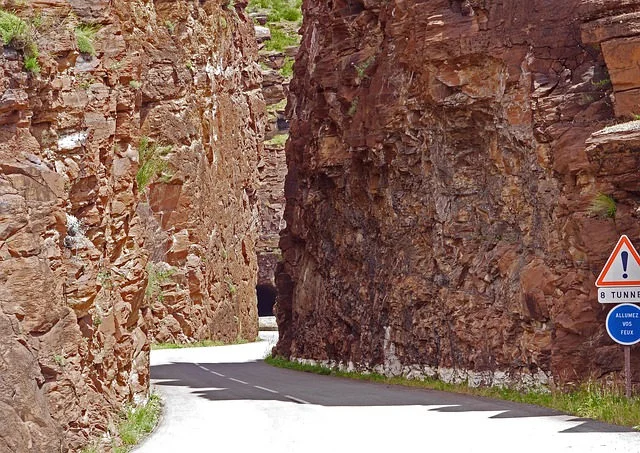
606 303 640 345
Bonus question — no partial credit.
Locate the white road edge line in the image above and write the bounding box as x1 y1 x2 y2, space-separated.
254 385 279 394
284 395 310 404
229 377 249 385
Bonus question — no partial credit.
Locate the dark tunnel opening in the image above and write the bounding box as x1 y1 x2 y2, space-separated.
256 284 277 316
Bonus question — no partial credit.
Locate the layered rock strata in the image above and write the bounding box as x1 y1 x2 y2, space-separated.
277 0 640 388
256 140 286 290
0 0 261 450
255 28 295 309
139 1 263 345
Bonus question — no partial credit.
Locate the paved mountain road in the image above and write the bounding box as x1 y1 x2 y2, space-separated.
137 332 640 452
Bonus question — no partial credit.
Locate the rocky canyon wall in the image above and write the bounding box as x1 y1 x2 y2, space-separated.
0 0 262 451
252 8 297 310
138 0 263 345
277 0 640 388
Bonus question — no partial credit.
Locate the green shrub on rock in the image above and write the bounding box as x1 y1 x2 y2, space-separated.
0 10 28 45
0 9 40 73
75 24 100 55
24 55 39 73
136 137 173 191
589 193 617 219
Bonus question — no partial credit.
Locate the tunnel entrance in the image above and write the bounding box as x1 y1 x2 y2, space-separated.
256 284 277 316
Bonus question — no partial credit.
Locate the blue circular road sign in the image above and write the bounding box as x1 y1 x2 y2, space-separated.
606 303 640 345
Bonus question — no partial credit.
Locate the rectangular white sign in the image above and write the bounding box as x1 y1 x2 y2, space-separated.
598 287 640 303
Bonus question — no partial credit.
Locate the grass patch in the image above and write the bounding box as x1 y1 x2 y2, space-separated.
265 356 640 429
115 393 162 452
80 446 99 453
24 55 39 73
136 137 172 190
30 12 43 30
0 9 39 73
144 263 176 303
589 192 617 218
75 24 100 55
249 0 302 23
80 394 162 453
264 25 298 52
152 340 227 350
592 78 611 89
267 98 287 113
280 56 294 78
265 133 288 147
354 56 375 79
164 20 176 34
249 0 301 52
347 98 359 116
0 9 28 45
152 338 255 350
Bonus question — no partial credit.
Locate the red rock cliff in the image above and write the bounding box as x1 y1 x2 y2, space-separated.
276 0 640 387
137 0 264 345
0 0 262 450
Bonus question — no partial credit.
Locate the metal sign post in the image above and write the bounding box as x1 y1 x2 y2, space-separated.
604 302 640 398
625 346 631 399
597 236 640 399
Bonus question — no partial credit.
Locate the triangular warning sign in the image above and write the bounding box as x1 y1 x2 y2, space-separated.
596 235 640 286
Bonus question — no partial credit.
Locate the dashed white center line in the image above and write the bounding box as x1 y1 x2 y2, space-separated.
194 363 285 396
284 395 309 404
229 377 249 385
195 364 225 377
253 385 279 394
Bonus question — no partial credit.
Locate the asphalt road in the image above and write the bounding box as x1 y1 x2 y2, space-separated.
137 332 640 452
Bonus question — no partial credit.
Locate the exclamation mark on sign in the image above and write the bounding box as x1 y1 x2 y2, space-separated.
622 251 629 279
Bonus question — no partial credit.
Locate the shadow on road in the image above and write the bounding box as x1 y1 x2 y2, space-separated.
151 360 633 434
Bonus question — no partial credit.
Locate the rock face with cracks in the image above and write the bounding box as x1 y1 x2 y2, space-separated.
255 44 293 291
138 1 263 346
0 0 262 451
276 0 640 388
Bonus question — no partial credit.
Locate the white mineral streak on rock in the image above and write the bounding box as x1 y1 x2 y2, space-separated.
58 131 88 150
292 357 552 392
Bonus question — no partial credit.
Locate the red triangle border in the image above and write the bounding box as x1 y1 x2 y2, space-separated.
595 235 640 287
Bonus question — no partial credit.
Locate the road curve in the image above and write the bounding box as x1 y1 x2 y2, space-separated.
137 332 639 453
